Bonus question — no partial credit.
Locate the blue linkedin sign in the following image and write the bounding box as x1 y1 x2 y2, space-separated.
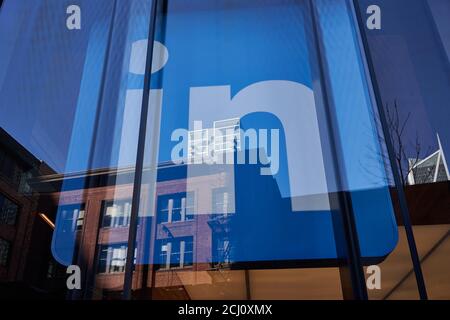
0 0 398 268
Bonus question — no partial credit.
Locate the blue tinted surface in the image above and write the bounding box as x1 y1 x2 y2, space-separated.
0 0 398 267
0 0 114 172
359 0 450 164
316 0 397 258
144 0 396 265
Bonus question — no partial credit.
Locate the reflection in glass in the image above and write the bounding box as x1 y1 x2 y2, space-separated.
4 0 447 301
102 200 132 228
0 194 18 226
0 238 10 267
358 0 450 299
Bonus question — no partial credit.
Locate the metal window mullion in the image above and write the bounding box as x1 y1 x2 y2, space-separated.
308 0 368 300
123 0 159 300
81 0 120 300
351 0 428 300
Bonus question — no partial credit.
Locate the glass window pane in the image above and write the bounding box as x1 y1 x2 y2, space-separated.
0 0 155 299
0 0 424 301
357 0 450 299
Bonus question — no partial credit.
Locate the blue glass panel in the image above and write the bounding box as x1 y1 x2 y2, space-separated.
0 0 398 270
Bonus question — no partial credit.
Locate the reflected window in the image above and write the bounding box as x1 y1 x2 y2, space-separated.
156 237 193 270
188 129 209 163
101 199 132 228
0 148 25 191
0 238 10 266
157 193 195 224
46 258 66 279
213 236 231 266
0 193 18 225
213 118 241 153
98 243 127 274
212 188 231 216
58 204 85 232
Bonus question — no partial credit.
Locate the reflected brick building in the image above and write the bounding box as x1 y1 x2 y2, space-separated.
30 161 235 299
1 125 450 300
0 128 61 297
